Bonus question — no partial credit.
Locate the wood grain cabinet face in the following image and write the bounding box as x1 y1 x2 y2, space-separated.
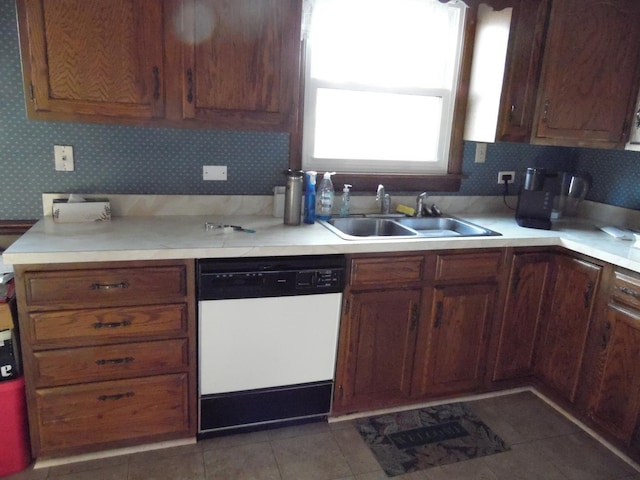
36 374 190 453
531 0 640 148
178 0 302 130
534 255 602 403
582 271 640 446
495 0 550 142
492 252 552 381
589 304 640 443
335 251 503 413
415 283 496 397
334 288 421 413
16 0 302 131
17 0 165 121
14 260 196 459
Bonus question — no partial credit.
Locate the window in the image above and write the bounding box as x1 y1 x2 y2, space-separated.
301 0 467 180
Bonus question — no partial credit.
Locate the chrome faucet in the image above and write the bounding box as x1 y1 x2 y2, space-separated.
416 192 428 217
376 184 391 214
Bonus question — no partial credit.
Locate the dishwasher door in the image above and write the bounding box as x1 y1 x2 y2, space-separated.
198 293 342 396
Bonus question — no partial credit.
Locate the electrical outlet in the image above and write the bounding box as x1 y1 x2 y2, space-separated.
497 171 515 184
203 165 227 181
54 145 74 172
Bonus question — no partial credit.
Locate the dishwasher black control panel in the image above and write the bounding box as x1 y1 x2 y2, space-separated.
197 255 345 300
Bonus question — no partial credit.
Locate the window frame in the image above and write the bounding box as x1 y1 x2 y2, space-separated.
289 3 478 193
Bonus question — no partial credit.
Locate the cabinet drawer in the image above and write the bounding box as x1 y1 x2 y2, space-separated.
433 251 502 282
33 339 188 387
36 374 189 454
611 271 640 310
350 256 423 287
23 265 187 307
29 304 188 346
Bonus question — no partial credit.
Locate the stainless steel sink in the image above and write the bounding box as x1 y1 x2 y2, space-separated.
321 215 500 240
323 218 418 239
396 217 500 237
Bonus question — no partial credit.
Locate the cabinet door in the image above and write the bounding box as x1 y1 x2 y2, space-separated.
496 0 550 142
492 252 552 381
588 304 640 443
17 0 165 121
416 283 496 397
177 0 301 130
535 255 602 402
532 0 640 148
333 289 421 413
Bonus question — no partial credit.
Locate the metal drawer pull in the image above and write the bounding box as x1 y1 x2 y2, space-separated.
97 392 134 401
92 320 132 329
95 357 134 366
617 286 640 300
90 281 129 290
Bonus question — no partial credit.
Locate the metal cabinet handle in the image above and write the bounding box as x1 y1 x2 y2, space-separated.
600 320 612 350
542 100 550 124
90 282 129 290
186 68 194 104
584 282 595 309
511 266 521 294
92 320 132 329
95 357 134 366
97 392 134 401
152 66 160 101
617 285 640 300
410 304 419 330
635 108 640 128
434 301 443 328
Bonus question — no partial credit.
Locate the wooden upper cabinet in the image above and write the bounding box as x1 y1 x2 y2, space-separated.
495 0 549 142
465 0 550 143
17 0 166 122
17 0 302 131
171 0 302 130
532 0 640 148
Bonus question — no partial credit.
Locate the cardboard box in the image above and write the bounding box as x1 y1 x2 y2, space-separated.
0 330 18 381
52 198 111 223
0 303 12 331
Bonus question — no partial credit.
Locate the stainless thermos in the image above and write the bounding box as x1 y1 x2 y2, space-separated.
283 169 304 225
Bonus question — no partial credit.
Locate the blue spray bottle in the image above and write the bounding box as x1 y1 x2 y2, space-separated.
304 171 317 224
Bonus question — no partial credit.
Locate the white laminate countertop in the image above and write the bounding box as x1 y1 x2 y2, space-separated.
3 214 640 273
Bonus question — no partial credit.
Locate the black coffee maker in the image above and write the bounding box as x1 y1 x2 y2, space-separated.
515 168 557 230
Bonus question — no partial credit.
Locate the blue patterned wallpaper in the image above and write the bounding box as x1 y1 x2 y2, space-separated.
0 0 638 220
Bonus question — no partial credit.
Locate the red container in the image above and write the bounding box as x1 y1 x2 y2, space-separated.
0 377 31 477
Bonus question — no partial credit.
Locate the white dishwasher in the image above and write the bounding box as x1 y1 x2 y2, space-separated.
197 255 345 435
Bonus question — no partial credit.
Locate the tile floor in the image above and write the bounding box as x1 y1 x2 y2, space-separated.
5 391 640 480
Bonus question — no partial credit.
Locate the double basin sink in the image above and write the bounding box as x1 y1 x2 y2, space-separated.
320 215 501 240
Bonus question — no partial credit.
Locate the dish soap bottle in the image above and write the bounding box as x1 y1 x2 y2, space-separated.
304 171 317 224
340 184 352 217
316 171 335 221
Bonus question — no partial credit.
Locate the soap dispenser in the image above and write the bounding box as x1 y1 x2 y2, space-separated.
304 171 317 224
316 172 335 221
340 184 352 217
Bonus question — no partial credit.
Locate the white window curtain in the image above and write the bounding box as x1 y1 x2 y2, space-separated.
302 0 466 174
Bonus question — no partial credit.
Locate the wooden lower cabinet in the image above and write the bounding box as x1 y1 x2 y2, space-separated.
588 304 640 442
333 288 421 413
14 259 197 458
534 254 602 403
414 283 496 396
36 374 190 453
334 250 503 413
492 251 553 381
581 269 640 447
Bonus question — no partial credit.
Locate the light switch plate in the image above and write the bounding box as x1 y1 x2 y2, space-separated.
54 145 74 172
203 165 227 181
